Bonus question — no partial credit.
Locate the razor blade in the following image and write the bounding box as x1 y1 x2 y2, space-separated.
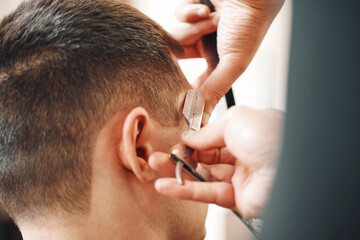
182 89 205 132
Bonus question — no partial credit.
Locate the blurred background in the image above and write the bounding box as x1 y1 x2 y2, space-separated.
0 0 291 239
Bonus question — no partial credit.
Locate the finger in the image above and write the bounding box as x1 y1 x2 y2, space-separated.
149 152 203 182
194 147 237 165
200 163 235 182
195 57 245 115
169 13 219 46
155 178 235 209
181 114 229 150
175 1 211 22
149 151 235 182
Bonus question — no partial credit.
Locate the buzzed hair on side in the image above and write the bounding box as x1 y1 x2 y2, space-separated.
0 0 186 222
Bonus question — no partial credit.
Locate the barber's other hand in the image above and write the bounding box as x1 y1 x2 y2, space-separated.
171 0 284 119
169 0 219 60
149 106 283 218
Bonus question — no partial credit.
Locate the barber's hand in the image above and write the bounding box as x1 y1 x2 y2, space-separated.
149 106 283 218
169 0 219 60
171 0 284 120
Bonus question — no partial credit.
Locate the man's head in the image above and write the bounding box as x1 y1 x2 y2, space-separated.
0 0 207 238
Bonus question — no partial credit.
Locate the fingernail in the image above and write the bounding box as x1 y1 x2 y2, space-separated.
182 131 194 139
198 8 207 17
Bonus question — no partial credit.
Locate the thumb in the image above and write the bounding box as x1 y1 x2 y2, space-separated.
195 56 245 122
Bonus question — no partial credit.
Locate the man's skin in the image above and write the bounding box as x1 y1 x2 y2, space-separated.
19 88 208 240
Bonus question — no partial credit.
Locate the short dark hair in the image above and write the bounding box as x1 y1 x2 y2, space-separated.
0 0 186 221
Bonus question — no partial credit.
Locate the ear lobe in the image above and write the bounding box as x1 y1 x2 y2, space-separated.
119 107 156 182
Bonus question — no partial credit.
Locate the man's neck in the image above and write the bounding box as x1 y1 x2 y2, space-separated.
19 174 173 240
20 212 167 240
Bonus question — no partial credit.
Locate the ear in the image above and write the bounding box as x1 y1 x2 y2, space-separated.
119 107 156 182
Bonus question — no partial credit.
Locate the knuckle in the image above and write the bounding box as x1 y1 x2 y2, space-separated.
175 4 197 22
201 85 226 105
